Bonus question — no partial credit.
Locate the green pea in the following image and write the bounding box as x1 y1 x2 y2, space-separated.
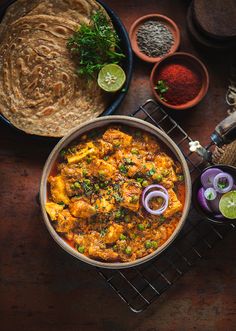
74 182 81 188
137 177 144 183
145 241 152 249
94 184 100 192
120 234 127 240
82 169 88 176
178 175 184 182
142 180 149 187
152 241 158 249
155 174 163 182
131 148 139 155
78 246 85 253
138 224 145 231
125 246 132 255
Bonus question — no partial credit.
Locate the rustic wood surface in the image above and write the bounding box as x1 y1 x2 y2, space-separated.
0 1 236 330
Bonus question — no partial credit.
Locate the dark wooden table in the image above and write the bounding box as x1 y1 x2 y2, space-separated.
1 1 236 330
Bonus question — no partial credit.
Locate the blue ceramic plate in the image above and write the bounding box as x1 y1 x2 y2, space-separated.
0 0 133 138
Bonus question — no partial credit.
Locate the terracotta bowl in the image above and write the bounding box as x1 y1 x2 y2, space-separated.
129 14 180 63
150 52 209 110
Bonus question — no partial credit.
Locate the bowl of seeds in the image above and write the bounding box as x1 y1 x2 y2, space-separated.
129 14 180 63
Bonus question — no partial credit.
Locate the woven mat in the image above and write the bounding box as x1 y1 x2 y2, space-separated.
212 140 236 166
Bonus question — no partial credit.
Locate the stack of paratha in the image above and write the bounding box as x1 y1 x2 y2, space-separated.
0 0 112 137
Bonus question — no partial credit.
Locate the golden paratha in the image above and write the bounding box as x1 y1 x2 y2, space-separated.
0 13 109 137
0 0 102 42
0 0 112 137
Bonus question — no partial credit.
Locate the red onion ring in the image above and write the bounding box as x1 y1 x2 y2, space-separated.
142 184 168 206
213 172 233 193
143 190 169 215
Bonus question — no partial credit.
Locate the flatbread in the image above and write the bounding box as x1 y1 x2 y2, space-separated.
0 0 102 42
0 13 109 137
0 0 112 137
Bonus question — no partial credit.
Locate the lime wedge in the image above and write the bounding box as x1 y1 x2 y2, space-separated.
97 64 126 92
219 190 236 219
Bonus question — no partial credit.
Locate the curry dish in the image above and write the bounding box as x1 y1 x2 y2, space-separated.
46 126 185 262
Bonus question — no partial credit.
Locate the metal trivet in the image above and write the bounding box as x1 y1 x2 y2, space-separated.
97 99 235 313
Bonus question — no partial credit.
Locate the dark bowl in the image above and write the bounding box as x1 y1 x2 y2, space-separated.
0 0 133 139
192 164 236 224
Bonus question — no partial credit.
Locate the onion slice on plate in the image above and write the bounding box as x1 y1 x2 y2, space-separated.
143 190 169 215
197 187 212 213
213 172 233 193
200 168 222 188
204 187 217 201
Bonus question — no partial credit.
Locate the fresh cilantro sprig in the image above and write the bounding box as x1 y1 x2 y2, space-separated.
67 11 125 77
154 80 169 100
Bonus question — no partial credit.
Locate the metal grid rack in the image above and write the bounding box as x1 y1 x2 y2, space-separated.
97 99 235 313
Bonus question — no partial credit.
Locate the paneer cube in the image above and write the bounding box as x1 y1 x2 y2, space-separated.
48 175 69 204
95 196 115 214
69 199 96 219
90 159 116 180
88 246 119 261
154 154 174 169
67 142 98 164
97 139 113 157
104 224 124 244
163 189 183 218
45 202 64 221
120 180 142 212
102 128 132 147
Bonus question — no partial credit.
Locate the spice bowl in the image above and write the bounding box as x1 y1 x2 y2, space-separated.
150 52 209 110
129 14 180 63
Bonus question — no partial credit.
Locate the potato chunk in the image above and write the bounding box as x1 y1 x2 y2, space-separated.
120 180 142 212
56 210 76 233
102 128 132 147
48 175 69 204
45 202 64 221
163 189 182 218
104 224 124 244
69 199 96 219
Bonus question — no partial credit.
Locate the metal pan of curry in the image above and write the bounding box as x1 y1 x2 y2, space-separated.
40 116 191 269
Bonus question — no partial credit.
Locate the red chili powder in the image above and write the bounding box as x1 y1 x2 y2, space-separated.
157 62 202 105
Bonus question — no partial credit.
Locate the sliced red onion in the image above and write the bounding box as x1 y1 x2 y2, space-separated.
197 187 212 213
143 190 169 215
200 168 223 188
142 184 168 206
204 188 217 201
208 193 222 213
213 172 234 193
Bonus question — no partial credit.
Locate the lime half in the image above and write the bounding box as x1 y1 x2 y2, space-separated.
219 190 236 219
98 64 126 92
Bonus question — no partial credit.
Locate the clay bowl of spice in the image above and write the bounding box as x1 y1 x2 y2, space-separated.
129 14 180 63
150 52 209 110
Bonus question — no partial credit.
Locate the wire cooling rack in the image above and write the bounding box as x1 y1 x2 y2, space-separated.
97 99 235 313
